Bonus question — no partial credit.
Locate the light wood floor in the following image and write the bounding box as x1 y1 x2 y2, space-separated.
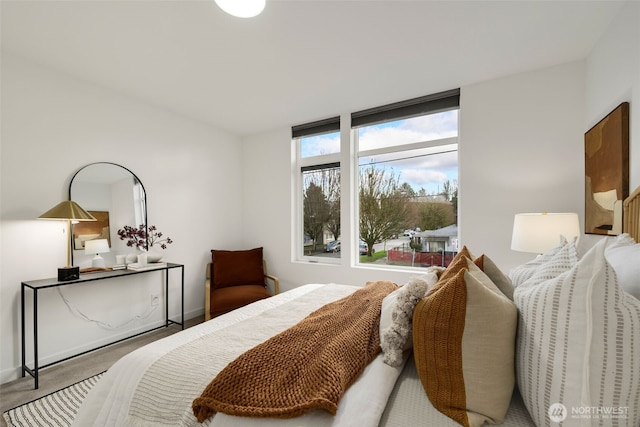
0 316 204 426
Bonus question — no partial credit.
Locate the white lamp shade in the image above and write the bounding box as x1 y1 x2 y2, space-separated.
511 213 580 254
85 239 110 255
215 0 265 18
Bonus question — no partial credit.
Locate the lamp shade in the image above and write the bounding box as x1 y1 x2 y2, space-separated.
511 212 580 254
38 200 97 221
215 0 265 18
85 239 110 255
38 200 96 279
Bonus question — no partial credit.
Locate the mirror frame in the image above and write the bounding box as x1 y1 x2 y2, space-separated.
68 162 147 264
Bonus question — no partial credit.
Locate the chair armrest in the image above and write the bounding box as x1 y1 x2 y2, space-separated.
265 274 280 295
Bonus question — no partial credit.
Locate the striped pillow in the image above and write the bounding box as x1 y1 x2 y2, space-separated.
514 238 578 290
509 236 570 288
514 238 640 427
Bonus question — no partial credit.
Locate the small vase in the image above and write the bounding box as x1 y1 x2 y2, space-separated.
146 247 163 263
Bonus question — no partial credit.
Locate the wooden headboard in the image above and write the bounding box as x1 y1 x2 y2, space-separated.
624 185 640 242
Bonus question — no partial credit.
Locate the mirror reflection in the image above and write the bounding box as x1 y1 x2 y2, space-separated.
69 162 147 265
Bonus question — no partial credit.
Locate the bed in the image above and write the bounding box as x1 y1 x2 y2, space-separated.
73 188 640 427
73 282 532 427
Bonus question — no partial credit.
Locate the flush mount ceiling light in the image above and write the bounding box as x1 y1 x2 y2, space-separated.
215 0 265 18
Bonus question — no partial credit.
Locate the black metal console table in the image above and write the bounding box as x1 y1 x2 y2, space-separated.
21 262 184 389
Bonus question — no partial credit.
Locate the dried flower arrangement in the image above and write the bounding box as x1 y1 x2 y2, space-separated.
117 224 173 250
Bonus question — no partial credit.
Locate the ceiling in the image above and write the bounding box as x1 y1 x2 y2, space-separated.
1 1 626 137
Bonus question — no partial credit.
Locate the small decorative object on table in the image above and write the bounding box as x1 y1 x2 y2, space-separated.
117 224 173 263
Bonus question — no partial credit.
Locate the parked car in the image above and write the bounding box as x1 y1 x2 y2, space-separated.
403 230 415 237
325 240 341 253
324 240 368 255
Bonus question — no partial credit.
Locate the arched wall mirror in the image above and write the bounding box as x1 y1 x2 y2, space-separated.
69 162 147 265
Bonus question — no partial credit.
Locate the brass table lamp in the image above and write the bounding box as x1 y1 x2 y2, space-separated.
38 200 97 281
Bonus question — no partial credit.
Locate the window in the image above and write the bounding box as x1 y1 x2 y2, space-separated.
292 89 459 269
354 90 460 268
293 118 341 261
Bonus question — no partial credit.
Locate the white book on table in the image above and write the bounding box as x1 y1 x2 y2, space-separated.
127 262 167 271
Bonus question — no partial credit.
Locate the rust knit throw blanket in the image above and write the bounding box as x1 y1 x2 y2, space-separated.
192 281 397 423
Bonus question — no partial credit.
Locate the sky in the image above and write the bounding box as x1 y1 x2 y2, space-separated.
300 110 459 195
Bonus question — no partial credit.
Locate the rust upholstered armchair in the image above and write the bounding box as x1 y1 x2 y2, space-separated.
205 247 280 320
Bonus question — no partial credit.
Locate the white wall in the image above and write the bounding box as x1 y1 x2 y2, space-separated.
586 1 639 189
0 53 244 383
460 61 586 271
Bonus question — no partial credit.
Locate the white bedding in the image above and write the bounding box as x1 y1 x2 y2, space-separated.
75 282 536 427
74 284 406 427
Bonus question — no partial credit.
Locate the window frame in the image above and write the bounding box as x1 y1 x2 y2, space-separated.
353 132 459 270
293 121 342 264
292 89 460 270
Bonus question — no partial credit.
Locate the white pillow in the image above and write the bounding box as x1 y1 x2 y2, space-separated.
605 234 640 300
514 238 640 427
511 237 578 292
509 236 571 288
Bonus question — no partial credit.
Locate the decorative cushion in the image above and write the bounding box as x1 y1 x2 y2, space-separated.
514 238 640 427
424 245 512 300
211 247 264 290
509 236 570 288
605 233 640 300
413 259 517 427
473 254 514 300
439 245 513 299
380 273 437 367
513 238 578 291
433 245 473 285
